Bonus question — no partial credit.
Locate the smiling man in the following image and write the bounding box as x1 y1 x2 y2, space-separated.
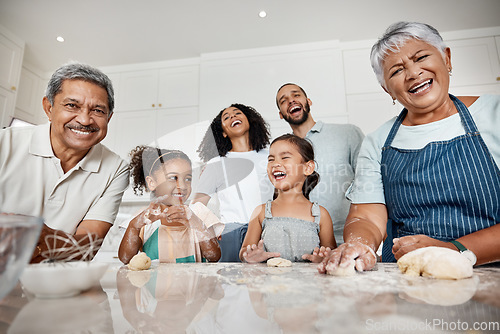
276 83 364 245
0 63 129 262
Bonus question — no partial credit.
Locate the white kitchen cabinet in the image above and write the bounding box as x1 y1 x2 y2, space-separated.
104 110 157 160
447 37 500 88
0 25 24 128
342 47 380 95
346 92 401 135
0 86 16 128
14 67 46 125
116 65 199 112
199 41 345 122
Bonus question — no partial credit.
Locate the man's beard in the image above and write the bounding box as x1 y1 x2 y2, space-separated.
282 103 310 125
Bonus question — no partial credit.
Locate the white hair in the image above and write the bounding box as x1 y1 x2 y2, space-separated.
370 22 447 87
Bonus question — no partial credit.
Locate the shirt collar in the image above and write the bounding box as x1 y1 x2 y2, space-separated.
308 120 324 134
29 122 102 173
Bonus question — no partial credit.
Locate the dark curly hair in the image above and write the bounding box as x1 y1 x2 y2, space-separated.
129 146 191 196
197 103 270 162
270 134 320 200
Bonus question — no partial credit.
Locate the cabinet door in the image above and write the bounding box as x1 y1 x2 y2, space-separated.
158 66 199 108
0 86 16 128
347 92 401 135
0 32 23 92
14 67 44 124
117 70 158 111
448 37 500 88
155 107 199 156
343 48 381 94
105 110 157 160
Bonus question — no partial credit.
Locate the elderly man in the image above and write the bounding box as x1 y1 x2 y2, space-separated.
276 83 364 245
0 63 129 262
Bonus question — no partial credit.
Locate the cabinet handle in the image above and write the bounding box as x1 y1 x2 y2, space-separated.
152 104 155 107
11 86 16 91
159 103 162 107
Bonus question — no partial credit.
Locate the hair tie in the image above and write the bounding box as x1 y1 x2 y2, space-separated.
148 151 182 176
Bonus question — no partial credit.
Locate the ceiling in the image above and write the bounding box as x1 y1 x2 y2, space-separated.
1 0 499 73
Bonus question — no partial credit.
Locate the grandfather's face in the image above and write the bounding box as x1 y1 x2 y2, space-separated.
382 38 451 115
43 79 112 156
276 85 311 126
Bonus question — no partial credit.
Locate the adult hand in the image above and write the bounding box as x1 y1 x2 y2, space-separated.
242 240 280 263
317 242 376 274
302 246 331 263
392 235 453 260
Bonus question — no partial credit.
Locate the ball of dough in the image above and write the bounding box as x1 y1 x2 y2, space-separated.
399 275 479 306
326 259 356 276
127 270 152 287
267 257 292 267
128 252 152 271
397 246 473 280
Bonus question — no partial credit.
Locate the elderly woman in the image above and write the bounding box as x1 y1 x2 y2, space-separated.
319 21 499 274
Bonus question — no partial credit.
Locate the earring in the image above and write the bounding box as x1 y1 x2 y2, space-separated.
448 68 452 76
392 98 396 105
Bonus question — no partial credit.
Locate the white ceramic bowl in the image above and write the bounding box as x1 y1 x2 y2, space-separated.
20 261 108 298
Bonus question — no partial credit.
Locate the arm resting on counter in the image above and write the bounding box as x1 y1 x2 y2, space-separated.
393 224 500 265
30 219 111 263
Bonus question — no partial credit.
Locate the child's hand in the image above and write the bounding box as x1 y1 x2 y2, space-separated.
302 246 332 263
130 202 168 229
162 205 190 227
242 240 281 263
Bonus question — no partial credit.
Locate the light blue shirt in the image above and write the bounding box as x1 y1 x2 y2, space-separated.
348 94 500 204
305 121 364 244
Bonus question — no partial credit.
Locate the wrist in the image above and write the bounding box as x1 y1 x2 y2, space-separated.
448 240 477 265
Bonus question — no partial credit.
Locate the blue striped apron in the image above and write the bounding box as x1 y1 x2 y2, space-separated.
381 95 500 262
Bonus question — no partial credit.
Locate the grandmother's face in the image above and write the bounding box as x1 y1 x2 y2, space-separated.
382 39 451 114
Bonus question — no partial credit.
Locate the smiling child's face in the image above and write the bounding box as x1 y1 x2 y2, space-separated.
267 140 311 192
146 158 192 206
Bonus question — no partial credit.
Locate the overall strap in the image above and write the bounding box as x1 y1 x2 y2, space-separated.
311 202 321 224
264 200 273 219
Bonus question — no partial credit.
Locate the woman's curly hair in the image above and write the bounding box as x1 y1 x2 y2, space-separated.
129 146 191 196
197 103 270 162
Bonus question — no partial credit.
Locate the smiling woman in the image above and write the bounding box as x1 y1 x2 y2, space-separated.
193 103 274 262
319 21 500 275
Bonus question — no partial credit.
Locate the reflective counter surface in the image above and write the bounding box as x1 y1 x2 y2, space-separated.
1 254 499 333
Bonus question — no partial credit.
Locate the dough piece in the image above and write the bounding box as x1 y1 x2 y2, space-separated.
127 270 151 287
128 252 152 271
267 257 292 267
397 246 473 280
326 259 356 276
399 275 479 306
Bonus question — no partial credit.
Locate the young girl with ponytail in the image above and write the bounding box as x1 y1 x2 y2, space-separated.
240 134 336 263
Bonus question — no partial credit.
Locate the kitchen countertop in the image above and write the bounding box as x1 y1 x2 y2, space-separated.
1 254 499 333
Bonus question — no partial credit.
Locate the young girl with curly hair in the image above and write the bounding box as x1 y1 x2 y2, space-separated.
118 146 222 264
240 134 337 263
193 103 274 262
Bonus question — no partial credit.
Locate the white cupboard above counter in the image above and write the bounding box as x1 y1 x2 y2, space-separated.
0 24 24 128
102 59 200 112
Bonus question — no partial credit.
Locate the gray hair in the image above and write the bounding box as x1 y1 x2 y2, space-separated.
370 22 447 87
45 62 115 115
